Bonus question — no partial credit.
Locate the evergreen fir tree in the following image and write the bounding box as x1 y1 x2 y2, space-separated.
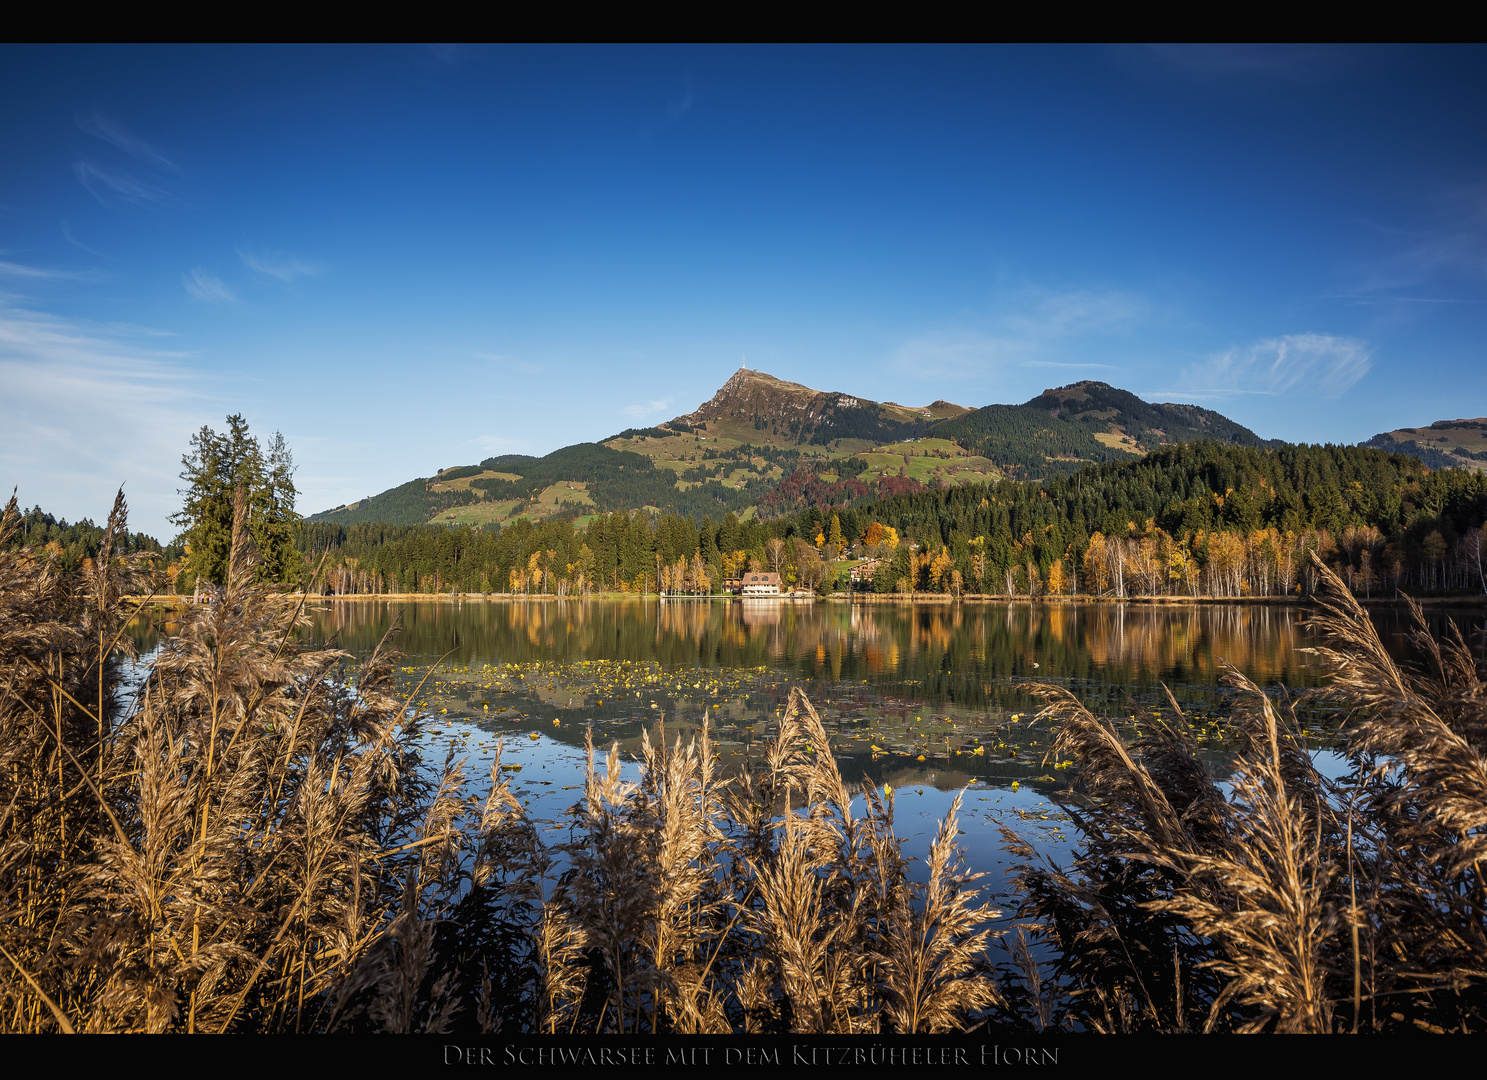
173 415 301 589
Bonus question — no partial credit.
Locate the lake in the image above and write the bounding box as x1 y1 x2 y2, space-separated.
127 596 1487 898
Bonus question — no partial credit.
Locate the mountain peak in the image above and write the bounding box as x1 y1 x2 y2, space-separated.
673 368 842 431
670 369 966 446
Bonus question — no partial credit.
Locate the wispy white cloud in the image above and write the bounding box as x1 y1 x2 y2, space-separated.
99 321 179 339
891 332 1025 380
61 220 112 258
74 160 173 207
1003 287 1148 339
891 287 1148 382
427 43 479 67
76 111 177 171
238 246 322 282
471 434 529 456
473 351 543 375
0 259 99 281
623 398 672 418
73 112 181 208
1344 181 1487 297
0 296 210 540
1182 333 1372 399
666 90 695 122
182 268 236 303
1121 44 1349 84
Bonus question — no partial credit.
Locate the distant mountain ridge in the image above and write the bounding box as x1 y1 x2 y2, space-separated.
308 370 1291 528
1365 418 1487 474
928 381 1278 478
1025 382 1275 444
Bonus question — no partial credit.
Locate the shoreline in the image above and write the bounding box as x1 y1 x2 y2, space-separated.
126 591 1487 609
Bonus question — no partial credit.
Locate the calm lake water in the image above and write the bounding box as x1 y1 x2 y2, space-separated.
126 597 1487 897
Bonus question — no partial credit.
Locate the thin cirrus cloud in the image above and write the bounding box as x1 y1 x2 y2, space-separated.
76 111 178 171
182 268 236 303
0 258 100 282
238 247 322 282
1120 43 1348 84
1003 287 1149 339
1184 333 1372 398
623 398 673 418
472 352 543 375
0 296 208 540
61 220 112 258
892 287 1148 381
891 332 1027 381
73 161 173 207
1343 181 1487 297
471 433 528 457
666 89 695 122
73 112 179 208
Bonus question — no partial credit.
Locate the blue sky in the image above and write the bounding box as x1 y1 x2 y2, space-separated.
2 44 1484 540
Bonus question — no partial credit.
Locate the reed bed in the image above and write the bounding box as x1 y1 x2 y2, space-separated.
0 490 998 1034
4 490 1482 1033
1001 554 1487 1033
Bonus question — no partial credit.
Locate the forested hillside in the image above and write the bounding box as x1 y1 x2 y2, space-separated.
924 381 1276 480
1366 417 1487 474
312 476 480 526
475 443 756 518
297 441 1487 600
0 503 177 575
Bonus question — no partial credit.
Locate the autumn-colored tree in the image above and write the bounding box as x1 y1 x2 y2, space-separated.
929 546 954 592
765 536 786 575
1083 532 1110 596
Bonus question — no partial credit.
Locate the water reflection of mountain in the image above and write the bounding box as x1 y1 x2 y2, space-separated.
127 599 1486 713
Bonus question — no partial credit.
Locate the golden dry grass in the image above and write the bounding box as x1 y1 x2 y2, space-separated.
1000 553 1487 1033
0 490 1000 1033
8 490 1480 1035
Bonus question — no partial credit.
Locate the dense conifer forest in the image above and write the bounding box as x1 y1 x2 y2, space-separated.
291 442 1487 599
23 440 1481 600
0 506 177 574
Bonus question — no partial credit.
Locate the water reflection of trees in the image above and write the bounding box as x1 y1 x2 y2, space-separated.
127 599 1482 710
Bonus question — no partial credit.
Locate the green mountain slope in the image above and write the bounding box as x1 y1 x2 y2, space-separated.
927 381 1277 480
1365 418 1487 474
309 373 1292 527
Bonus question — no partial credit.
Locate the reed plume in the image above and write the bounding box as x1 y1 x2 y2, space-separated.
1003 553 1486 1034
69 485 1487 1033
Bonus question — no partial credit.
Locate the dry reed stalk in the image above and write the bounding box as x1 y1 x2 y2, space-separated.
1303 555 1487 1031
878 793 1002 1033
1002 552 1486 1034
1 489 475 1033
1145 671 1342 1033
0 489 1009 1034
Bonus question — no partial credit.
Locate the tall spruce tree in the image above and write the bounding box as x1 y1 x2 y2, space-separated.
173 415 301 589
